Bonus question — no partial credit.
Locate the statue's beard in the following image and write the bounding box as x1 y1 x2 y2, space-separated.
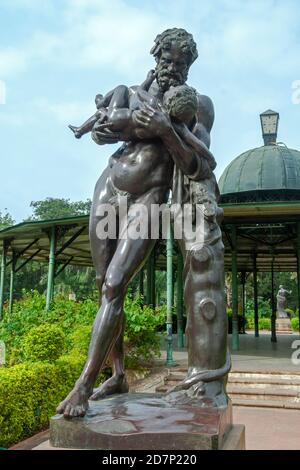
156 68 188 92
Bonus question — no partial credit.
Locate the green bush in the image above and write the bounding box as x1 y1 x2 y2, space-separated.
124 297 165 368
0 354 86 448
258 318 271 330
245 316 271 330
68 325 92 356
291 317 299 332
22 324 66 362
286 308 296 318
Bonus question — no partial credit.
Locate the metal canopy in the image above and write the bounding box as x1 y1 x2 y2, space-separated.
0 201 299 272
0 215 91 267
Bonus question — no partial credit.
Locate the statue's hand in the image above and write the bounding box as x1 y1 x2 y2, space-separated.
92 122 121 145
133 103 172 137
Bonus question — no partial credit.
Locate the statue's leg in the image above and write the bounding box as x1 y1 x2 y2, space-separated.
56 187 163 417
88 185 129 400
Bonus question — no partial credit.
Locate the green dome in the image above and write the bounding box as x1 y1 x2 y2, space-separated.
218 145 300 203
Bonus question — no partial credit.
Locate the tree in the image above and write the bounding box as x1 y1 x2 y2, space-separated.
28 197 91 221
0 209 14 230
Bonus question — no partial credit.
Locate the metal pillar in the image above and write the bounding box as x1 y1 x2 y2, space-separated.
271 254 277 343
0 241 8 320
297 222 300 336
46 226 56 311
241 271 246 334
253 253 259 337
166 221 175 365
139 269 144 298
146 256 152 306
231 226 239 351
8 252 16 318
176 250 184 348
150 249 156 307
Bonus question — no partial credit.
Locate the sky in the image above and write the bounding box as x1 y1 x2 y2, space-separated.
0 0 299 222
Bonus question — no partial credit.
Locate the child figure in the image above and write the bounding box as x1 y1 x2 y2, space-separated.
70 77 216 170
68 70 157 139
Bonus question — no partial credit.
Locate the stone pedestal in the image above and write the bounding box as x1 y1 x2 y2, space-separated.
276 318 293 334
50 393 245 450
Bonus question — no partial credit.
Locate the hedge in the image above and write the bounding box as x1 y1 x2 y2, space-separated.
0 354 86 448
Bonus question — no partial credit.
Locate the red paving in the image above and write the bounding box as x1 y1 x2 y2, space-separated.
233 406 300 450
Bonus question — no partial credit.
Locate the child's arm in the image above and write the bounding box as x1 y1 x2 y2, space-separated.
140 69 157 92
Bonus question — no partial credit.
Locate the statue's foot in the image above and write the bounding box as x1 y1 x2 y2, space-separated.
56 383 91 418
68 125 82 139
90 374 129 401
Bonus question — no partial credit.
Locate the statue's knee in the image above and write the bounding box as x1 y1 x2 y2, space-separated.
102 273 125 301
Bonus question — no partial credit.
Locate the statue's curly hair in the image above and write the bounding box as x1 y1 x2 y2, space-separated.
150 28 198 67
163 85 198 121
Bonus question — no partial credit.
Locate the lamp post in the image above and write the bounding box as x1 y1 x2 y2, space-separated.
260 109 279 146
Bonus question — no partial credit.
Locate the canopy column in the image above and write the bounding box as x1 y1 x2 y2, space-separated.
270 253 277 343
231 226 239 351
8 251 17 318
297 222 300 335
253 252 259 337
46 226 56 311
176 250 184 348
166 222 175 365
241 271 246 334
0 240 9 320
139 269 144 298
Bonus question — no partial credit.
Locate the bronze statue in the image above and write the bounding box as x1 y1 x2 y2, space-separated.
277 285 292 319
57 28 229 418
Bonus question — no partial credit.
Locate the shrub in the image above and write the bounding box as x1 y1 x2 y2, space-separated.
0 354 85 448
285 308 295 318
22 324 66 362
291 317 299 332
259 318 271 330
124 297 165 368
68 325 92 356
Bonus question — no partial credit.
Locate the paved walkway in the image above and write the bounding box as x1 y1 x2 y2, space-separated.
158 332 300 373
233 406 300 450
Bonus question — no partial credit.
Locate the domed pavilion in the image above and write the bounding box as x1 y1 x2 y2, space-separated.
219 110 300 349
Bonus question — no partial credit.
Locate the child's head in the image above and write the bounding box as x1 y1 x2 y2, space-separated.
163 85 198 126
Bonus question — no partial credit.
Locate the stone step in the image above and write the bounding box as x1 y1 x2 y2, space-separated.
156 368 300 409
227 385 300 399
228 377 300 388
232 398 300 410
164 374 300 388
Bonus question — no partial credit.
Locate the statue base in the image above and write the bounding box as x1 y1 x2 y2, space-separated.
50 393 244 450
276 318 293 334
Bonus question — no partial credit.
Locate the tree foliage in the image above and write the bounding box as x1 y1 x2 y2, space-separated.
28 197 91 221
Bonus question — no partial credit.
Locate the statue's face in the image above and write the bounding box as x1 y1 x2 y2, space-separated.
156 43 190 92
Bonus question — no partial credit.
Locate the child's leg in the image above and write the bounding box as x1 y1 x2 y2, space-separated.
107 85 129 117
69 110 103 138
96 85 129 111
